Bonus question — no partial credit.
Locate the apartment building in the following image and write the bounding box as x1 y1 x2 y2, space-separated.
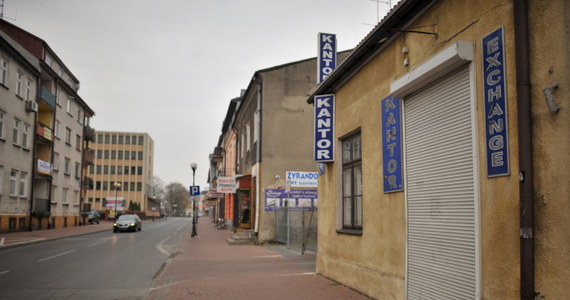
0 30 40 232
0 19 95 231
85 131 155 217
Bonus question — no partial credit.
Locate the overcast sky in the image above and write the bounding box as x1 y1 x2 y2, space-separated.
3 0 393 189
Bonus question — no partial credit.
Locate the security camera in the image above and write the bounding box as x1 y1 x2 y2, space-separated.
275 175 280 180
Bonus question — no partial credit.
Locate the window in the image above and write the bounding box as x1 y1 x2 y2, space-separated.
97 134 103 143
66 98 73 115
0 110 5 139
22 123 30 149
96 149 102 159
54 120 61 139
89 165 94 174
0 165 3 192
112 135 117 144
341 132 363 230
118 150 123 159
138 136 143 145
10 169 18 196
124 166 129 174
137 182 142 191
62 188 68 204
75 162 81 179
0 57 7 86
118 135 124 144
16 72 23 97
96 165 102 174
137 166 143 175
131 166 136 175
130 182 135 191
53 152 59 171
19 172 27 197
131 151 136 160
12 119 21 145
95 181 101 190
138 151 143 160
125 135 130 144
104 134 110 144
51 187 58 203
74 190 79 205
111 150 116 159
25 78 32 101
64 157 71 175
103 165 109 174
76 135 81 151
124 150 130 160
104 150 109 159
77 108 82 125
65 127 71 145
110 165 115 174
102 181 108 190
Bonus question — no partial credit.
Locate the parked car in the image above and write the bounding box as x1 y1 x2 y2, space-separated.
87 210 100 224
113 214 142 232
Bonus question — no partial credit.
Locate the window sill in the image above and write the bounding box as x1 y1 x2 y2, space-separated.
0 83 8 90
336 229 363 236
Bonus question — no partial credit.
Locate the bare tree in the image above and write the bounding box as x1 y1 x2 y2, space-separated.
152 176 166 199
163 182 190 216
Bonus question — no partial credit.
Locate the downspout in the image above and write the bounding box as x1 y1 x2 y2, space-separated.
253 78 262 234
514 1 535 299
28 78 40 231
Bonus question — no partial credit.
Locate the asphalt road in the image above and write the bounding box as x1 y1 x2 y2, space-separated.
0 217 192 300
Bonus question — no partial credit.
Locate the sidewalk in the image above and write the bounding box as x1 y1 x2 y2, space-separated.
0 221 111 249
145 217 370 300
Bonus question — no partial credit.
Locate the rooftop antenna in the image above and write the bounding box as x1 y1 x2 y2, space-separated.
0 0 17 21
368 0 391 23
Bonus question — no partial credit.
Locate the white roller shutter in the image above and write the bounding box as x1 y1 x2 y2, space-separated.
404 66 478 299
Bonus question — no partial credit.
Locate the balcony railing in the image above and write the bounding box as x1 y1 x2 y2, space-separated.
37 159 53 176
83 149 95 165
32 197 50 216
40 86 56 108
84 125 95 142
36 123 54 142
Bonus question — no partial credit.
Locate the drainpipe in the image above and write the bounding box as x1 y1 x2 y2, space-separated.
514 0 535 299
253 77 262 234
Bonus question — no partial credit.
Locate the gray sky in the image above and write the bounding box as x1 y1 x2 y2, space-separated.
3 0 392 188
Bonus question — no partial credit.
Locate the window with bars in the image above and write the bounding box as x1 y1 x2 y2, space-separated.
341 132 363 231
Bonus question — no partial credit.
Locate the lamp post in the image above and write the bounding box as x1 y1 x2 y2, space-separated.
113 182 121 220
191 162 198 237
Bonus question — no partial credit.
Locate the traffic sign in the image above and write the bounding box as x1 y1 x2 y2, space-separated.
190 185 200 196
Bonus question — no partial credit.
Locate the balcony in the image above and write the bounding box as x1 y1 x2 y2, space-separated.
83 148 95 165
36 123 54 142
82 176 94 190
32 197 51 216
211 147 224 163
84 125 95 142
36 159 53 176
40 86 56 108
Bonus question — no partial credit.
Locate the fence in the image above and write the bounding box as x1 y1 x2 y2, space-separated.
275 207 318 253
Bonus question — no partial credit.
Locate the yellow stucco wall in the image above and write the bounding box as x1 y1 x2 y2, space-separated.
529 1 570 299
317 0 569 299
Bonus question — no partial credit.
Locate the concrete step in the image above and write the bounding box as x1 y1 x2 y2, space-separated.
226 230 256 245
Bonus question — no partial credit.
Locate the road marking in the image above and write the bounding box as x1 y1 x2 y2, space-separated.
0 270 9 275
37 250 75 262
156 236 171 255
253 255 282 258
87 241 105 247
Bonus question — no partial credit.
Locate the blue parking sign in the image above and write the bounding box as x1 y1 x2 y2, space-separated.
190 186 200 196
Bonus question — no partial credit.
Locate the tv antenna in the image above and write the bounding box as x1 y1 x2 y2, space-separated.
0 0 17 21
369 0 391 23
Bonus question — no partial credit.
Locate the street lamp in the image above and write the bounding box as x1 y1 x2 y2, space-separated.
191 162 198 237
113 182 121 219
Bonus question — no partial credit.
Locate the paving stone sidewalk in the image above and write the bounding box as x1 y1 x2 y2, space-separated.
145 217 369 300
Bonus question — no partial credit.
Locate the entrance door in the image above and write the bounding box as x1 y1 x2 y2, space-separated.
404 66 479 299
